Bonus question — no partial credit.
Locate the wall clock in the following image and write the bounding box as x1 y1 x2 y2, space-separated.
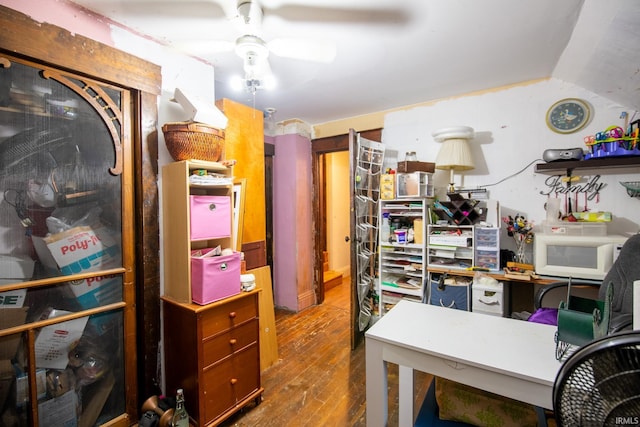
546 98 591 134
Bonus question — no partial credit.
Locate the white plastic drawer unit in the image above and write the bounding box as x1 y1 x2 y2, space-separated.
474 227 500 271
472 282 505 316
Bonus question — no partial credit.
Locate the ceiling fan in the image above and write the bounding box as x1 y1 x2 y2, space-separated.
217 0 338 93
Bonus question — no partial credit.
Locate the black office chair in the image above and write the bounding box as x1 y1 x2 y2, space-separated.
534 280 601 311
553 330 640 426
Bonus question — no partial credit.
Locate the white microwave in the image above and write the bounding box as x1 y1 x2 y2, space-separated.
534 234 627 280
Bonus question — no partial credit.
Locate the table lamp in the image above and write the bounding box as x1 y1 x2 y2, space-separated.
433 126 475 193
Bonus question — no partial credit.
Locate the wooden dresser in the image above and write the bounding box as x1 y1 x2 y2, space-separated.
162 291 263 426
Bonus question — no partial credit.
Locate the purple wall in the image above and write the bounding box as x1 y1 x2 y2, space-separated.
271 132 314 311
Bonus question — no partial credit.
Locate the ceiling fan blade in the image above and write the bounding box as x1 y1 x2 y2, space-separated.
260 1 409 25
267 37 336 63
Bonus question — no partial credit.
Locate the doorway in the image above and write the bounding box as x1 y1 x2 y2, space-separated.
323 151 350 294
311 128 382 348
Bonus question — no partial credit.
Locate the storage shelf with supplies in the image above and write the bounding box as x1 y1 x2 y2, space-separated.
427 224 475 270
377 198 429 316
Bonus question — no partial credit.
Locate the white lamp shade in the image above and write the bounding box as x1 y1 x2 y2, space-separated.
435 138 475 171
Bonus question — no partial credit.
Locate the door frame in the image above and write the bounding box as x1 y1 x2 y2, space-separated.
311 128 382 349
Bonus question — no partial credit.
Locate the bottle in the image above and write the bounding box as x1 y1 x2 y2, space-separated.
171 389 189 427
405 151 417 161
381 213 391 243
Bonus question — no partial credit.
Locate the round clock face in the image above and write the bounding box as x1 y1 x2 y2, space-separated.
546 98 590 134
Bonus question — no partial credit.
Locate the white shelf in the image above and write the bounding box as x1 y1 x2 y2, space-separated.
377 198 429 316
427 224 475 270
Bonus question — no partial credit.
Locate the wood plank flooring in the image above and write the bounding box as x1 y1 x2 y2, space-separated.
219 279 432 427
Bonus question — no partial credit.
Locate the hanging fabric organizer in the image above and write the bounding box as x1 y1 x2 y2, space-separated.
354 135 385 331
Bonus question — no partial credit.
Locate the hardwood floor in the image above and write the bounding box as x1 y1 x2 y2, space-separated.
219 278 432 427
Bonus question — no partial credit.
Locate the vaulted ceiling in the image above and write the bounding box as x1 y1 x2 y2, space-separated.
69 0 640 125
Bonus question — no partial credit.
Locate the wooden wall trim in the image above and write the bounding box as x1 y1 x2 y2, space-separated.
0 6 161 96
311 129 383 154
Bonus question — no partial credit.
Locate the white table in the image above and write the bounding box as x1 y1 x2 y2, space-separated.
365 300 562 426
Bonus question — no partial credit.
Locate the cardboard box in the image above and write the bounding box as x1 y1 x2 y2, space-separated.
413 219 424 244
0 254 35 281
63 275 121 309
0 359 14 412
32 226 121 276
397 161 435 173
0 307 29 360
0 289 27 308
380 174 395 199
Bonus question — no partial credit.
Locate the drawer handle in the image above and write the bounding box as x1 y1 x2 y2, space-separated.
229 311 237 319
208 203 217 211
230 378 238 385
229 338 237 345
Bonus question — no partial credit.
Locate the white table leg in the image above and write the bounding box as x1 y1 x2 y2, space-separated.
366 338 387 426
398 365 414 427
633 280 639 330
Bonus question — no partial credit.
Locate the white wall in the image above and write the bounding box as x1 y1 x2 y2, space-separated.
382 78 640 257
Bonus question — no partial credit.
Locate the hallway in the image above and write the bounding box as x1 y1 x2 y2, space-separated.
220 278 431 426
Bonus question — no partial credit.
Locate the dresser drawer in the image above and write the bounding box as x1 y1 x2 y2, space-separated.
202 318 258 367
200 293 258 338
202 343 260 424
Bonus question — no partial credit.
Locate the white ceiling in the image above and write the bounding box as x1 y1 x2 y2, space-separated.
68 0 640 125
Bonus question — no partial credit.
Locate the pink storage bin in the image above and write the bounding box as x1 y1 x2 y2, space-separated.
191 250 241 305
189 195 231 240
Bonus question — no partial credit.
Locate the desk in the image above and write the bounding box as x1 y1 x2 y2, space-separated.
426 266 558 286
365 300 561 426
427 267 559 315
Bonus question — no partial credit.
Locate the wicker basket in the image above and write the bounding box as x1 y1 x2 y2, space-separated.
162 121 225 162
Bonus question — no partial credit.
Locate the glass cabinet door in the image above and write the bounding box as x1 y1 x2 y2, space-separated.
0 55 133 426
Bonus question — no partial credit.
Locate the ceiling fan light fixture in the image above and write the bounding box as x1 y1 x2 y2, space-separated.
235 35 269 61
230 75 245 92
229 74 275 94
235 35 271 80
262 74 277 90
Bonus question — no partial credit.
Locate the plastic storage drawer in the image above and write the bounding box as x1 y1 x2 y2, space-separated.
472 282 505 316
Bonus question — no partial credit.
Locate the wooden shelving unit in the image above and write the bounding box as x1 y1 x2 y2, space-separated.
161 160 233 303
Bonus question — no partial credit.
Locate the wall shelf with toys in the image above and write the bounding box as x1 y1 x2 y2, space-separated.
536 120 640 175
534 156 640 175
